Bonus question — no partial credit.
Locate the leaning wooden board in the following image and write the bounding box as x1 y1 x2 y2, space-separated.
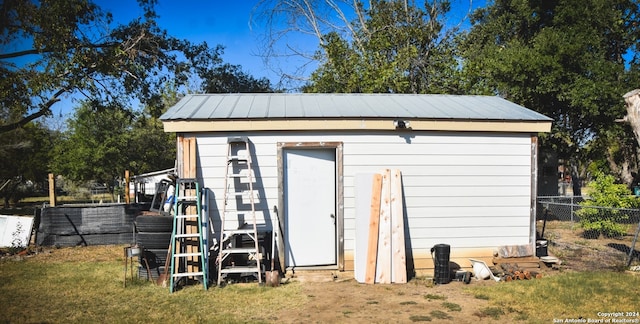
390 169 407 283
354 173 376 283
375 170 392 283
365 174 383 284
355 169 407 284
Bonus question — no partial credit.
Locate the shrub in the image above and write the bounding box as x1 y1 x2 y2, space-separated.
576 172 637 238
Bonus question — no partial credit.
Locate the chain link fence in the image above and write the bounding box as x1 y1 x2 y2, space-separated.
537 196 640 270
54 178 125 204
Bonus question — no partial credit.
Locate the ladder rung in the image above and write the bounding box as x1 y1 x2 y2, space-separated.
174 233 201 239
226 192 251 198
220 266 260 274
175 214 199 219
176 196 199 200
172 272 204 278
223 229 256 235
173 252 203 258
221 247 259 254
176 179 198 184
227 173 250 178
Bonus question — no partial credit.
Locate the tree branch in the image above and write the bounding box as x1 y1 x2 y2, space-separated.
0 42 119 60
0 49 43 60
0 88 67 133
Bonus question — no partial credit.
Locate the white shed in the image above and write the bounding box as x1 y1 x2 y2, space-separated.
160 93 552 277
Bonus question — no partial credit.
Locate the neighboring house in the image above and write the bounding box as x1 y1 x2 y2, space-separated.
129 168 175 203
160 93 552 276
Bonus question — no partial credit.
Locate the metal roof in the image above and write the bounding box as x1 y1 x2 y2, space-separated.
160 93 553 122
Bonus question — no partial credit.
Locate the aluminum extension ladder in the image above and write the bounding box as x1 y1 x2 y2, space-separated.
169 178 208 292
217 136 262 285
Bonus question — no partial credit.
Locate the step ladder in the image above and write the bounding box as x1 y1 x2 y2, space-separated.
169 178 208 292
217 136 263 285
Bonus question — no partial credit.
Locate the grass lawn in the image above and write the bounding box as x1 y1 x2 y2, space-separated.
0 246 301 323
466 271 640 321
2 245 640 323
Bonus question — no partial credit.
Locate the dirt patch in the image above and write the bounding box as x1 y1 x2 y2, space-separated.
276 277 500 323
274 220 640 323
541 220 639 272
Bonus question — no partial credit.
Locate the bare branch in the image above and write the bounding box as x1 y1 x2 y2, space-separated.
0 88 67 133
252 0 358 85
0 49 43 60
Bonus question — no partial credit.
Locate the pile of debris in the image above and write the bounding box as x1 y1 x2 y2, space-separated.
487 243 560 282
496 262 543 281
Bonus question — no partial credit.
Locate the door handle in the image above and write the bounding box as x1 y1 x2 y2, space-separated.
330 214 335 225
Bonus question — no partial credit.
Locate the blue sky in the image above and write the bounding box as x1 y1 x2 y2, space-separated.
96 1 308 87
96 0 484 86
43 1 484 120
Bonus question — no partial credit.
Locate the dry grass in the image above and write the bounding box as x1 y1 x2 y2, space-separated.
466 271 640 322
0 245 303 323
2 244 640 322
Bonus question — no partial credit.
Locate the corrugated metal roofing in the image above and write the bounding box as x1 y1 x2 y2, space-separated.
160 93 553 121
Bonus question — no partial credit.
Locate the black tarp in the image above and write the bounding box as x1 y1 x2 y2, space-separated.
37 204 140 246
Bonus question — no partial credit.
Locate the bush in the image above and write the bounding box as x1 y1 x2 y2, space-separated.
576 172 637 238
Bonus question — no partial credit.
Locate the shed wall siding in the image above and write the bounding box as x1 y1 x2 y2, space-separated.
193 131 533 271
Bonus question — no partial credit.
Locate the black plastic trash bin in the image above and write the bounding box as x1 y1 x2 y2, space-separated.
431 244 451 284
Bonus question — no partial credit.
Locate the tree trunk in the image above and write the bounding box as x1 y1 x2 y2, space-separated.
622 89 640 186
623 89 640 143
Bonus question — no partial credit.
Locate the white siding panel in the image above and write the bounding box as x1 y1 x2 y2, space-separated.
403 196 530 207
336 133 528 144
346 143 530 156
405 185 530 197
344 154 530 166
192 131 534 266
410 236 530 248
407 226 530 240
344 165 530 176
343 176 531 197
406 216 530 228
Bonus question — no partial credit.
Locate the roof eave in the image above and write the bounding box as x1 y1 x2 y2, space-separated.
162 118 552 133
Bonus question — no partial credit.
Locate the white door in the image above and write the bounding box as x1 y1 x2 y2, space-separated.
284 148 336 267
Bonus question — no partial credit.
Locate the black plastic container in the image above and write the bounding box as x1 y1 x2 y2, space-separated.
431 244 451 284
536 240 548 257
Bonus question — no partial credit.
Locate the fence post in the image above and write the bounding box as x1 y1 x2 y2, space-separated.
124 170 130 204
570 196 574 223
628 218 640 267
48 173 56 207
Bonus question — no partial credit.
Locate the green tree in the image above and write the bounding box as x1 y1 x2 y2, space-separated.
303 0 459 93
254 0 462 92
51 102 133 185
0 0 230 132
576 172 639 238
50 94 179 188
0 123 53 207
201 63 274 93
127 84 178 174
458 0 640 182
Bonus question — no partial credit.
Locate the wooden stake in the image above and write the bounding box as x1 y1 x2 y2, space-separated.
48 173 56 207
365 173 383 284
124 170 131 204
